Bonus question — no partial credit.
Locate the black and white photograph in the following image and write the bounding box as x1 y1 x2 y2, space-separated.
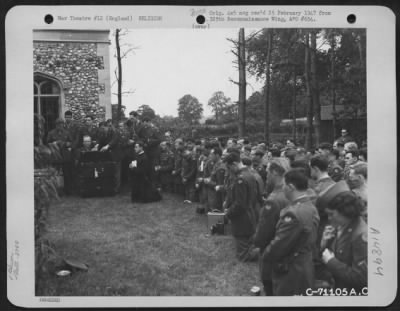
6 5 396 307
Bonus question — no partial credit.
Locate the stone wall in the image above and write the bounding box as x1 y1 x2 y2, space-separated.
33 42 106 124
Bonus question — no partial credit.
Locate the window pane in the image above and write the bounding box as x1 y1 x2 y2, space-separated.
34 97 38 114
40 97 60 136
40 81 60 94
34 83 38 94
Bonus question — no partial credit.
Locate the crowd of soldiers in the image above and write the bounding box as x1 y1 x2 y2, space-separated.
46 111 368 296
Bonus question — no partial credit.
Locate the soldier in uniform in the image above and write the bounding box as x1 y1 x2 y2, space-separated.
262 169 320 296
327 149 344 182
78 115 99 149
252 150 267 185
171 138 184 196
116 121 135 189
207 147 226 211
254 159 290 295
181 148 197 203
202 150 216 213
320 191 367 293
96 121 122 194
195 144 210 207
223 152 259 262
155 141 174 192
242 156 264 223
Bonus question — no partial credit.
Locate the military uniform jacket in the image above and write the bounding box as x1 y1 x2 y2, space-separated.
97 127 123 161
181 154 197 182
253 163 267 184
262 196 320 296
328 161 344 182
209 160 226 188
158 150 174 173
64 121 80 149
254 187 289 283
196 154 208 180
173 148 184 177
46 127 71 146
226 167 258 238
325 217 367 292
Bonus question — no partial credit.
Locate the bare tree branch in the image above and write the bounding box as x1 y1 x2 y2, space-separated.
226 38 239 47
229 78 240 85
245 29 263 42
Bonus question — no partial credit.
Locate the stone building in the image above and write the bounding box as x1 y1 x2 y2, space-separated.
33 29 111 135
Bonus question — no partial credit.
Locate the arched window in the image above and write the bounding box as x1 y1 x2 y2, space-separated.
34 73 62 138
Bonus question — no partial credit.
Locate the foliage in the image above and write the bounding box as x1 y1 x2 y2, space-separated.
137 104 156 120
34 114 61 293
245 28 366 145
177 94 203 126
207 91 231 122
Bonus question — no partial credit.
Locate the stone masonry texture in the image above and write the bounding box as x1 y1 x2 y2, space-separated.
34 42 106 124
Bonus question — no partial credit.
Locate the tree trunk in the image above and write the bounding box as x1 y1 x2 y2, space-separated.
356 33 366 119
330 33 337 141
264 30 273 144
116 29 122 122
304 33 313 151
292 68 297 144
310 31 321 147
238 28 246 138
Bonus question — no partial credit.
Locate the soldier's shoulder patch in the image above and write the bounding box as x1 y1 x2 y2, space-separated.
361 232 368 242
283 215 293 223
237 178 244 184
264 204 272 211
333 167 342 173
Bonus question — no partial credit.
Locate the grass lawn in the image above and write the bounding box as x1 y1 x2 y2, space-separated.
37 187 261 296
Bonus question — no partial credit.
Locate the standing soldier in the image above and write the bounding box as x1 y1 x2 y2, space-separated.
262 169 320 296
242 156 264 222
195 144 211 211
78 115 99 149
202 149 216 213
96 121 122 194
254 159 290 296
320 191 367 293
155 141 174 192
223 152 259 262
117 120 135 189
208 147 226 211
171 138 184 196
181 148 197 203
252 150 267 185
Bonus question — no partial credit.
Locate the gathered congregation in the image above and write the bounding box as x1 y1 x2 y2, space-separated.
44 109 368 296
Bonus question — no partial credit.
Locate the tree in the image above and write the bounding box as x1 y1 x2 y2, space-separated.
304 31 314 150
137 104 156 120
177 94 203 126
263 29 273 143
112 29 136 122
228 28 247 137
208 91 230 122
238 28 247 137
310 30 321 147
